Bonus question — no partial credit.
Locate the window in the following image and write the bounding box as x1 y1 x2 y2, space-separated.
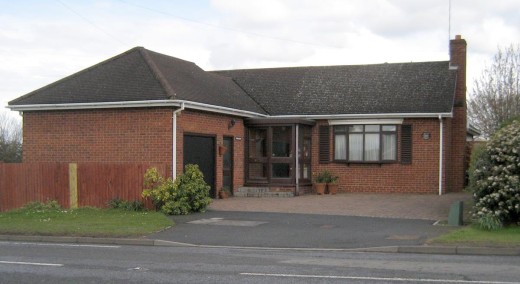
334 125 397 162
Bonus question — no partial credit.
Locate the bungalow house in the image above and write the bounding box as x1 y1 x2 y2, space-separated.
8 35 468 198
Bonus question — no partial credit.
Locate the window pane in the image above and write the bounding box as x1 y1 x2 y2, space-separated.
303 163 310 179
272 163 291 178
303 138 311 158
334 134 347 160
382 125 396 131
335 125 347 132
365 125 380 132
249 163 267 179
249 129 266 158
349 125 363 132
272 126 291 157
365 133 380 161
349 134 363 161
382 133 397 160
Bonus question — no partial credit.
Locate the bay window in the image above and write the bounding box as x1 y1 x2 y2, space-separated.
334 125 397 163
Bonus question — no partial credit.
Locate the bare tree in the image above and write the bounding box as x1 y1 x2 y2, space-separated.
468 44 520 138
0 110 22 162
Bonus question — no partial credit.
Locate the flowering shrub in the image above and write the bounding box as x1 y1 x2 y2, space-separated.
472 120 520 228
142 165 212 215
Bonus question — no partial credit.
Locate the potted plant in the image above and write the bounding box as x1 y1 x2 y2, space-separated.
314 170 331 195
326 174 339 195
219 187 231 199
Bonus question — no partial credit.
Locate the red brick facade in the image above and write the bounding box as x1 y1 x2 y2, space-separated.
22 108 247 195
311 118 452 194
22 108 173 163
176 110 245 193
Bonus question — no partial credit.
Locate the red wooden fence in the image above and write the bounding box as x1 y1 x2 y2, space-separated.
0 163 169 211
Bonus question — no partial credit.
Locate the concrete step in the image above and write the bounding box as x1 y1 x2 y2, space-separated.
235 187 294 198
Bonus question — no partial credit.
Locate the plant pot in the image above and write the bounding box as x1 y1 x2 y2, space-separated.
219 191 229 199
327 183 338 195
315 183 326 195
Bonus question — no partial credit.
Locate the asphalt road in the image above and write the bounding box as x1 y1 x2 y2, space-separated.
150 210 455 249
1 241 519 283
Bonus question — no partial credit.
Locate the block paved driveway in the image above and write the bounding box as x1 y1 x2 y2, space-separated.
149 192 472 249
209 192 472 220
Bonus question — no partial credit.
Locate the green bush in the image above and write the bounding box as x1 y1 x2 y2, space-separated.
472 119 520 227
108 198 144 211
142 164 212 215
467 142 488 191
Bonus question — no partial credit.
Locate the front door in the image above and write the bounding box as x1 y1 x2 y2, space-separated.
184 135 216 198
222 137 233 195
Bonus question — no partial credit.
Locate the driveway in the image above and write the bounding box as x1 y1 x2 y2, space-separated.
209 192 472 220
149 192 471 249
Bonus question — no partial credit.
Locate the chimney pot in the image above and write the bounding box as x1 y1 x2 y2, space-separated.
455 35 462 40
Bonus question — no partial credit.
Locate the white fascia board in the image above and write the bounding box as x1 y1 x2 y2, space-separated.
173 100 267 118
270 112 453 120
328 119 404 125
7 99 268 118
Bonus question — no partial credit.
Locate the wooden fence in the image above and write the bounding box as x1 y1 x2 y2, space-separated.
0 163 169 212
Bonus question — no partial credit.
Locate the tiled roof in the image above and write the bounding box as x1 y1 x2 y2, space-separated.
213 62 457 116
9 47 267 115
10 47 456 117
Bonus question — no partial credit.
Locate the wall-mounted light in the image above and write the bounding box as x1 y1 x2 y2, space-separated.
422 132 431 140
228 119 236 129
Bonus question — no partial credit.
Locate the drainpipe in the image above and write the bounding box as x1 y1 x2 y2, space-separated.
295 125 299 196
172 103 185 180
438 114 443 196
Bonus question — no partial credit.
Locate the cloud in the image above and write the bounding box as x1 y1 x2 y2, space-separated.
1 0 520 108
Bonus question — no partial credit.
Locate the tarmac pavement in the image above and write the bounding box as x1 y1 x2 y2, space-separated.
3 192 520 256
148 210 454 249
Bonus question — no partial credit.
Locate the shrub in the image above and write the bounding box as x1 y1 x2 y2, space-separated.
108 198 144 211
142 165 212 215
472 119 520 227
467 142 488 191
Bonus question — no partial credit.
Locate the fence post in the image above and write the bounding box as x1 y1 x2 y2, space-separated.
69 163 78 209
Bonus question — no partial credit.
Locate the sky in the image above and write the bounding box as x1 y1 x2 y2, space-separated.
1 0 520 117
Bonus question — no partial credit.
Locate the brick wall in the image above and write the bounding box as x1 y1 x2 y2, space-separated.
22 108 247 194
173 110 245 194
448 35 468 192
311 118 446 193
23 108 173 163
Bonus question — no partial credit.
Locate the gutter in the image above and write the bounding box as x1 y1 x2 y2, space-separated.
6 100 267 118
269 112 453 120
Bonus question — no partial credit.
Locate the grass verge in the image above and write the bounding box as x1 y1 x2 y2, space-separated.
429 225 520 247
0 207 172 237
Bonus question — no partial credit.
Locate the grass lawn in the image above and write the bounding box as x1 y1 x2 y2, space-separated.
0 207 173 237
429 225 520 247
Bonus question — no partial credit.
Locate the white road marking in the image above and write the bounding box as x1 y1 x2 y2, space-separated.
0 261 63 267
240 273 520 284
0 241 120 248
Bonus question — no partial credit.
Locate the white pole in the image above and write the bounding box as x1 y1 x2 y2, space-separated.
438 115 443 196
172 103 185 180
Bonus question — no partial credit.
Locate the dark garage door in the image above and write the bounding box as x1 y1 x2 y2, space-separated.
183 135 216 198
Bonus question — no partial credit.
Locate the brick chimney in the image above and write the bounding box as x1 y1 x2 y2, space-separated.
448 34 467 192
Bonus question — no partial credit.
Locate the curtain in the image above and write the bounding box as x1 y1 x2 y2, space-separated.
349 134 363 161
382 133 396 160
364 133 380 161
334 134 347 160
